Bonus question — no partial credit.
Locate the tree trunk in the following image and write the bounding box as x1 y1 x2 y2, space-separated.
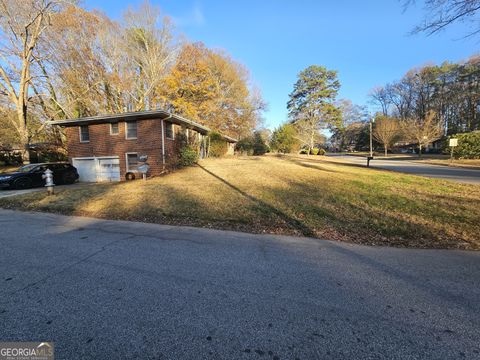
418 144 422 158
17 107 30 164
384 145 388 157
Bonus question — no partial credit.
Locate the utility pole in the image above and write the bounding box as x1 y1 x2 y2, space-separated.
369 116 375 158
368 115 375 167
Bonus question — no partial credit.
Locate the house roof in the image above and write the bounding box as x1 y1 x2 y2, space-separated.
47 109 211 134
48 109 239 142
221 134 238 143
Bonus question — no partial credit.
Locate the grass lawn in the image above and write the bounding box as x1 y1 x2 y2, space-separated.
0 154 478 249
0 165 19 173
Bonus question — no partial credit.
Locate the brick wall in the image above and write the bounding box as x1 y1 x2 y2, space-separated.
65 118 179 179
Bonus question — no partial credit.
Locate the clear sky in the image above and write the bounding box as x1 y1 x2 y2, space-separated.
84 0 477 129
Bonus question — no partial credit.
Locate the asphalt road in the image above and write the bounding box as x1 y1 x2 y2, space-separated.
328 155 480 185
1 210 479 359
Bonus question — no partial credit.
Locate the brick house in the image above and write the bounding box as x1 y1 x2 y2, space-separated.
50 110 237 182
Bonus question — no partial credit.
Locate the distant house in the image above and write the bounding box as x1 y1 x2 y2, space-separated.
50 110 237 182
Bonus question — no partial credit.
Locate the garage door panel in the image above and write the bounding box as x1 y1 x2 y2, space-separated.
98 158 120 182
72 159 96 182
72 157 120 183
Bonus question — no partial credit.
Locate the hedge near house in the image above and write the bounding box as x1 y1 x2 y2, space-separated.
252 132 268 155
236 137 254 155
179 145 199 166
208 132 228 157
451 131 480 159
235 132 268 156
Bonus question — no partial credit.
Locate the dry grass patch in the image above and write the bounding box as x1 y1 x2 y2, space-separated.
0 165 18 173
1 154 478 249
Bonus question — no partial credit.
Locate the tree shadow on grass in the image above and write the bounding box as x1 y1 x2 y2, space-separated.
196 163 316 237
274 155 339 173
275 153 371 172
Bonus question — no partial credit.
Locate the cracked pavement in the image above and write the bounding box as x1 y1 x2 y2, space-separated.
0 209 479 359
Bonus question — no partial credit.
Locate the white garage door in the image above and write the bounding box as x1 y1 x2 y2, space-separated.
72 159 96 182
98 158 120 182
72 157 120 182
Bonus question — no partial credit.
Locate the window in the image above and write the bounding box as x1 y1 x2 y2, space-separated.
80 125 90 142
33 165 48 173
165 121 174 139
126 153 138 172
125 121 137 139
110 122 119 135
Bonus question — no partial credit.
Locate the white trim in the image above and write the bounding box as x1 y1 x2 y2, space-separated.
72 156 118 160
110 122 119 135
125 121 137 140
125 152 139 172
79 125 90 143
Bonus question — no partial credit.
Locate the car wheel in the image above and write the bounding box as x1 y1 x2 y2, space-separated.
14 178 32 190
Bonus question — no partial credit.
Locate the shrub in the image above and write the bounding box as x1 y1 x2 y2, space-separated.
270 123 300 153
179 145 198 167
236 131 268 156
252 132 268 155
310 148 319 155
299 148 309 154
208 132 228 157
451 131 480 159
236 137 254 155
318 148 326 155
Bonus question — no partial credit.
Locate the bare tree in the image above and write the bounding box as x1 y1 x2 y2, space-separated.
0 0 66 163
369 86 390 116
37 1 179 117
123 1 179 111
373 115 402 157
401 110 443 157
404 0 480 37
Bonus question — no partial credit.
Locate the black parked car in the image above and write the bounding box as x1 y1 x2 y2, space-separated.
0 163 79 190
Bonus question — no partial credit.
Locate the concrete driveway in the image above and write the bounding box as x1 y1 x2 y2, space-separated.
0 210 479 359
328 154 480 185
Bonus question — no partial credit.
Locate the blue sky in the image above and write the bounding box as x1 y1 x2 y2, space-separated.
84 0 477 129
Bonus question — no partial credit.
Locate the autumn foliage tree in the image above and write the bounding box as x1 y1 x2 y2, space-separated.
0 1 264 163
41 2 177 118
158 42 264 138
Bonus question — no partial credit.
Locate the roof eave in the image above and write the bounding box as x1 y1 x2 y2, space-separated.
47 110 211 134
